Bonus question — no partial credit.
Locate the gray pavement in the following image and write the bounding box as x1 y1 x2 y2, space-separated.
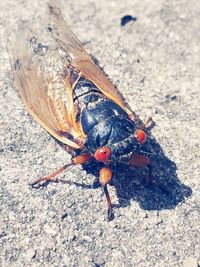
0 0 199 266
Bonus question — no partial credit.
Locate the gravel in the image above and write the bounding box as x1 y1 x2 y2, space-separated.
0 0 199 266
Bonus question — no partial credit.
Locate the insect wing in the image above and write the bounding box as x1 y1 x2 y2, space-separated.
8 23 84 149
47 1 132 115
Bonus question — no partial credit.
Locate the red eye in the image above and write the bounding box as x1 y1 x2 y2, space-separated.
94 147 111 162
135 130 146 144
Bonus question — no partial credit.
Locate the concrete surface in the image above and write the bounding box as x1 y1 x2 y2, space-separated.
0 0 199 266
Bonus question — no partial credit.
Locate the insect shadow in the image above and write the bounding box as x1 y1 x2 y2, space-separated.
75 57 192 211
79 135 192 212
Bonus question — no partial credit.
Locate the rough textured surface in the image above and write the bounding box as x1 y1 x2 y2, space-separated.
0 0 199 266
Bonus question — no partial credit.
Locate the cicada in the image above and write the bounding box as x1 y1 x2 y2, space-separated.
9 2 152 220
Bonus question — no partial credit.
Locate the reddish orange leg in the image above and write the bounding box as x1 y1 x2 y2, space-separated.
31 153 92 188
129 154 152 183
99 167 113 221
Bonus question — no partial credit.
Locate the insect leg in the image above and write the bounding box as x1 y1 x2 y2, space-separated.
99 167 114 221
137 116 154 131
31 153 92 188
31 163 74 188
72 153 92 165
143 116 153 127
129 154 152 183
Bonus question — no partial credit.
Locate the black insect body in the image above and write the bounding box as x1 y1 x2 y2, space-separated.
8 1 152 220
73 78 141 160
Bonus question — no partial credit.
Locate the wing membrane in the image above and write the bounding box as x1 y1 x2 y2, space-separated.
47 1 132 114
8 24 84 149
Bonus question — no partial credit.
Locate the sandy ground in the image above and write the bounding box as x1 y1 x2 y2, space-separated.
0 0 199 266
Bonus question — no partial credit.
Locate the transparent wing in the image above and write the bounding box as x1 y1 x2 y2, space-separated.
47 0 132 115
8 23 84 149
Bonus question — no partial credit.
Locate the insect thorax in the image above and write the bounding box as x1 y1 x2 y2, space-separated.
73 79 141 161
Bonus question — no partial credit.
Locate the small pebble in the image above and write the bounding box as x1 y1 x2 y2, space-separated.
165 94 177 102
120 15 137 26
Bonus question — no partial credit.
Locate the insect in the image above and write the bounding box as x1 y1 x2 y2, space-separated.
8 1 152 220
